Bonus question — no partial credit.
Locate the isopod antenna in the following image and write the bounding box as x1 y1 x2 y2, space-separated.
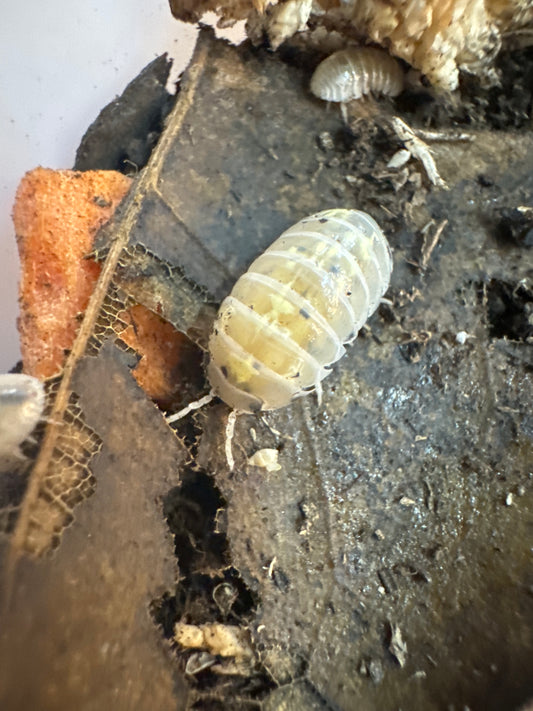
166 391 215 424
166 392 240 472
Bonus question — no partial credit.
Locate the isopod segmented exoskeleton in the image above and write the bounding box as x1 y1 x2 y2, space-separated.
0 373 45 461
207 208 393 413
310 47 404 103
168 208 393 469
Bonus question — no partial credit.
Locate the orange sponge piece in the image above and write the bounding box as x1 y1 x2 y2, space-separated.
13 167 199 409
13 168 131 378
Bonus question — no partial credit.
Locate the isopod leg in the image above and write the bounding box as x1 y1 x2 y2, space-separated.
340 102 348 125
225 409 238 471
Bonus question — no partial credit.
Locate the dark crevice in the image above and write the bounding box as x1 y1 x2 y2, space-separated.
485 279 533 342
150 468 275 705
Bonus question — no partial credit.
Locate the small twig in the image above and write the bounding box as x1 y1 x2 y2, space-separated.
420 219 448 268
391 117 447 189
414 128 474 142
267 556 277 578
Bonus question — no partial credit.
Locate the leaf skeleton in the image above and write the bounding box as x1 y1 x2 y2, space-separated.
167 208 393 469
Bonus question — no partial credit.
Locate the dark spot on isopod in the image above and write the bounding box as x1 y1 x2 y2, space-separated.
220 366 228 378
330 265 340 274
319 218 328 224
299 308 310 319
250 400 263 414
346 290 352 296
253 361 262 371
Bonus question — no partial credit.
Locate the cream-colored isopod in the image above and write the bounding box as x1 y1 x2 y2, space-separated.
207 209 393 414
310 47 404 102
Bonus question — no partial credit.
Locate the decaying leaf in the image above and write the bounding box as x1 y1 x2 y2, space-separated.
1 26 532 711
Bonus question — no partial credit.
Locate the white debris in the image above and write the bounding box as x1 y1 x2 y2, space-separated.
387 148 411 169
248 448 281 471
455 331 475 344
389 625 408 667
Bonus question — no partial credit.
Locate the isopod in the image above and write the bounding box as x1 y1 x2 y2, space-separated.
207 208 392 413
0 374 45 461
310 47 404 103
168 208 393 469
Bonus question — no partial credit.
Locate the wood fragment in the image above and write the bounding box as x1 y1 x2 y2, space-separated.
420 219 448 268
414 128 475 142
391 117 447 189
389 625 408 667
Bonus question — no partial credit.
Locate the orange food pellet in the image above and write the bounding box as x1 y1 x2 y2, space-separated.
13 168 131 378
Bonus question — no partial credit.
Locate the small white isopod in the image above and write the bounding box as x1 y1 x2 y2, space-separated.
310 47 404 103
0 374 45 462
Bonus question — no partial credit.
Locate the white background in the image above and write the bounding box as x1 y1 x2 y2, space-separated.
0 2 243 371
